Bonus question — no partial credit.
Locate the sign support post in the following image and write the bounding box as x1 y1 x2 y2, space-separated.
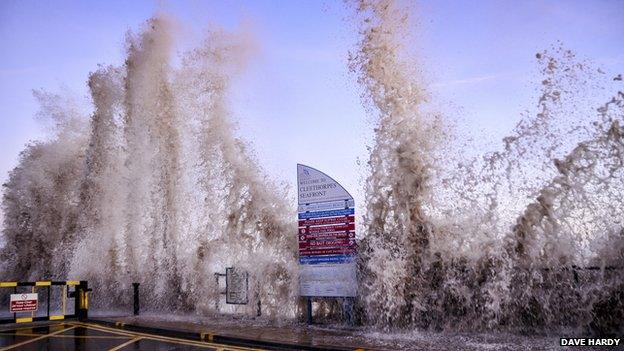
306 297 313 324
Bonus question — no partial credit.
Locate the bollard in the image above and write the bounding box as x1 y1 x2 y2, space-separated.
75 281 90 321
132 283 140 316
47 285 51 317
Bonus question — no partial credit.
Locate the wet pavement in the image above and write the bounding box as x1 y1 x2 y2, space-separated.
96 314 376 350
0 322 264 350
0 316 596 350
94 314 596 351
0 315 617 351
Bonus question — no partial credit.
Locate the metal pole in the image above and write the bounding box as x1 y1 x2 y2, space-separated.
345 297 354 326
13 286 16 321
255 283 261 317
214 274 219 312
47 285 51 318
132 283 140 316
31 286 35 319
306 297 313 325
62 285 66 316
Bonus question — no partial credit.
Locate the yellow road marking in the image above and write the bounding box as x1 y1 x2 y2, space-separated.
76 322 265 351
0 323 70 334
15 317 33 323
49 315 64 320
0 325 76 351
0 332 131 339
35 281 51 286
68 323 137 337
66 280 80 286
1 322 266 351
0 282 17 287
0 326 34 333
107 336 143 351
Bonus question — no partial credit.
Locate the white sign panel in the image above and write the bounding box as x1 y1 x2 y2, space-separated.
297 164 357 297
10 293 38 312
299 263 357 297
297 164 353 204
226 267 248 305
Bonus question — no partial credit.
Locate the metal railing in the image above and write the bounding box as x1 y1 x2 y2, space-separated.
0 280 90 324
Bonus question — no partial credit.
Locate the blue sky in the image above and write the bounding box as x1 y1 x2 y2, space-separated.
1 0 623 208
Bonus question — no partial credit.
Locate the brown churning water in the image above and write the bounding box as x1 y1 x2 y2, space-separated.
0 16 298 319
1 0 623 334
351 0 623 333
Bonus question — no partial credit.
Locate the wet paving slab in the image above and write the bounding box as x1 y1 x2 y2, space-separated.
91 314 594 351
92 315 389 350
0 317 591 351
0 322 248 350
0 323 74 348
0 324 130 350
115 338 218 351
4 328 128 350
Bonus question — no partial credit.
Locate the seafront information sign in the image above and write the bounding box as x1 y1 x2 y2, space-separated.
297 164 357 297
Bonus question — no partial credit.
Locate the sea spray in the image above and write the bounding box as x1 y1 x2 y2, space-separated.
508 90 624 332
69 65 128 302
173 28 298 318
68 16 180 307
0 1 622 334
1 91 89 280
124 16 183 303
349 0 445 328
351 0 624 333
0 15 298 318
